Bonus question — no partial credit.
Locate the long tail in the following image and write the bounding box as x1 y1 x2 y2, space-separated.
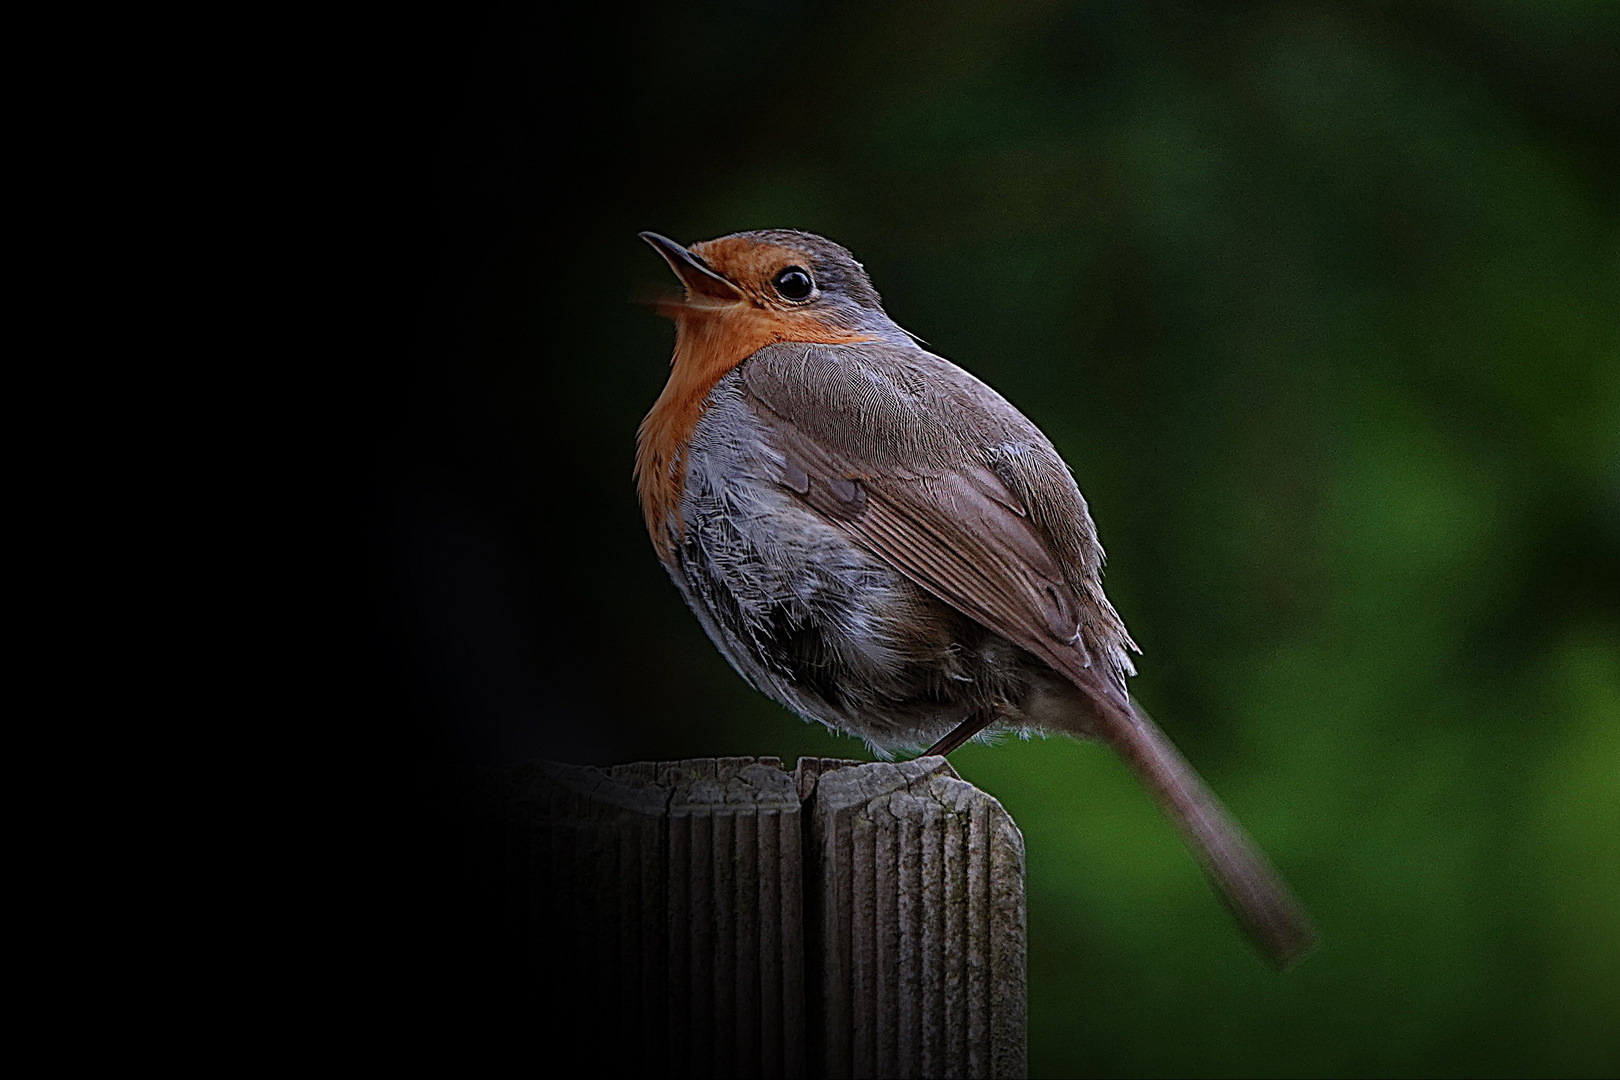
924 663 1318 967
1089 689 1317 968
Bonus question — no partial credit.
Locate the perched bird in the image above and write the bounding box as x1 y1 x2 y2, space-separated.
636 229 1315 967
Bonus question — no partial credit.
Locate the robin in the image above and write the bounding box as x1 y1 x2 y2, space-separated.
636 228 1315 967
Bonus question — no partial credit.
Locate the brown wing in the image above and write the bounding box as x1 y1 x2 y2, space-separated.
772 424 1116 691
740 340 1134 708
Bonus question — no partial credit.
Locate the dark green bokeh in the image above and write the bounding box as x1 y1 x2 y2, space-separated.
396 3 1617 1074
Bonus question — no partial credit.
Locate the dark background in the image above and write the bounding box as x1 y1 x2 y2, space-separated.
370 3 1617 1074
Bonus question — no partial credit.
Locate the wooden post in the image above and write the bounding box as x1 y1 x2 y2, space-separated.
459 756 1026 1079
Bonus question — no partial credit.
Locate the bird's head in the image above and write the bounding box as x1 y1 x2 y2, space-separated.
639 229 897 344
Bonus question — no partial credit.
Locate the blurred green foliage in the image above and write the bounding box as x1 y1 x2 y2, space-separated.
412 2 1617 1074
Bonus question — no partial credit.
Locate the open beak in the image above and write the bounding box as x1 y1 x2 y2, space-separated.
639 232 744 302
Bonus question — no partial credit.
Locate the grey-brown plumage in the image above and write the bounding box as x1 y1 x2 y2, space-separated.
639 228 1316 968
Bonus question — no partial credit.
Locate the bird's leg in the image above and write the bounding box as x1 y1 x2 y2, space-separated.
923 710 997 758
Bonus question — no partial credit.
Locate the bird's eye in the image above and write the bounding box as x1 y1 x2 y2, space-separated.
772 266 813 301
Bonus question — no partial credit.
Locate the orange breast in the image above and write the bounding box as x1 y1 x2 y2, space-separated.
636 307 871 562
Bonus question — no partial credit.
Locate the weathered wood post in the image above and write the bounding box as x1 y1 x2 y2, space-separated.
459 755 1026 1079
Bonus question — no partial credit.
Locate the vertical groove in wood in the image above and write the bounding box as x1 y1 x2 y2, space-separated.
967 795 990 1080
615 811 635 1036
758 808 783 1080
945 801 968 1077
713 807 736 1079
641 798 667 1066
875 793 899 1078
988 806 1028 1080
919 799 944 1080
691 807 716 1074
900 809 926 1080
832 804 852 1079
667 808 693 1077
779 802 806 1080
851 798 877 1075
734 808 762 1078
896 802 922 1079
595 798 619 1035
